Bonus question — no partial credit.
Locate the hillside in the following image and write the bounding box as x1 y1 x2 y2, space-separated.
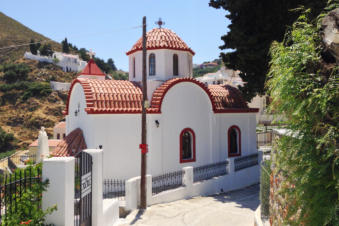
0 12 62 63
0 12 75 151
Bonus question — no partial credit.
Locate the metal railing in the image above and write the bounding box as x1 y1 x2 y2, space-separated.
0 166 42 223
152 170 185 195
193 160 229 183
234 153 259 171
103 179 125 200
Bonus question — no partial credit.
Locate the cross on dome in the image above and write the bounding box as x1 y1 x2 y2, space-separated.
87 49 95 59
155 18 165 28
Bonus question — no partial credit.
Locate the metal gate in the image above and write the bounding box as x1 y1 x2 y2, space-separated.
75 151 92 226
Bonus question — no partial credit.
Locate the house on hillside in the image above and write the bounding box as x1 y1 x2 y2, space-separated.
24 51 87 72
51 25 259 181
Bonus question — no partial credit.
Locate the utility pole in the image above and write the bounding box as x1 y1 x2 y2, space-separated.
140 16 147 209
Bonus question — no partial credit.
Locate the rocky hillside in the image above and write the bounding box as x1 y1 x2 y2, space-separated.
0 12 62 64
0 12 77 150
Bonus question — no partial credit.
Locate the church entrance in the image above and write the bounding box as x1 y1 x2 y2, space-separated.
74 151 93 226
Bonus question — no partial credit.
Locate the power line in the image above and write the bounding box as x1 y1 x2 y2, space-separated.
0 25 143 51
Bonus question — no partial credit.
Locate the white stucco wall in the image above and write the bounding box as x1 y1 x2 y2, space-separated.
66 81 258 181
128 49 193 82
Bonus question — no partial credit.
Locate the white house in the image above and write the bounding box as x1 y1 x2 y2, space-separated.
24 51 87 72
51 27 259 181
196 66 244 87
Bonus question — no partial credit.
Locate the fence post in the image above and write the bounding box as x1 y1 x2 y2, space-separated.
83 149 104 226
42 157 74 226
125 176 140 211
183 167 193 197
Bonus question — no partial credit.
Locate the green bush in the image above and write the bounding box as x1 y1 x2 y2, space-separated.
260 160 271 219
2 164 57 225
0 127 14 152
267 5 338 225
1 63 31 83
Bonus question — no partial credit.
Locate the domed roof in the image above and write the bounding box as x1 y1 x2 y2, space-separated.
126 28 195 55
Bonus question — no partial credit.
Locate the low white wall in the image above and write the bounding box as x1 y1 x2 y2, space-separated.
124 159 259 210
50 81 71 92
42 157 75 226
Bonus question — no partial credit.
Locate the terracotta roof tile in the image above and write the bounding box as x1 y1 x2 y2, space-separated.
64 78 258 115
126 28 195 55
29 139 61 147
79 59 105 76
51 128 87 157
64 78 143 114
207 85 248 109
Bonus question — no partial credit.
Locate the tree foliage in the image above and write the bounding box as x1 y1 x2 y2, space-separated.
267 5 339 225
61 37 70 53
1 63 30 83
0 127 14 152
39 43 53 57
29 39 38 55
209 0 327 101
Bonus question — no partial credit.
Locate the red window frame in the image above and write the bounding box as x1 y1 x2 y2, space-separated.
228 125 241 157
179 128 196 163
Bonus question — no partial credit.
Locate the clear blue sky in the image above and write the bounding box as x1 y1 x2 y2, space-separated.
1 0 230 71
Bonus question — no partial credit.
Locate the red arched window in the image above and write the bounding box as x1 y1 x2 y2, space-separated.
228 125 241 157
180 128 196 163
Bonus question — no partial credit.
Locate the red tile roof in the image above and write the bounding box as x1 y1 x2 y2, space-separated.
29 139 61 147
54 121 66 129
79 59 105 76
126 28 195 55
207 85 249 110
64 78 258 115
51 128 87 157
64 78 143 115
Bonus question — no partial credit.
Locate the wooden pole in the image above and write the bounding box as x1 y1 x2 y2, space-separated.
140 16 147 209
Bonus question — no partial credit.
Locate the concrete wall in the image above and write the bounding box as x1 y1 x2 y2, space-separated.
50 81 71 92
124 162 260 209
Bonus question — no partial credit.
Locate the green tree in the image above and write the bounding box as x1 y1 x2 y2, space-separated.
107 58 117 71
79 48 90 61
209 0 327 101
267 5 338 225
1 63 31 83
29 39 37 55
39 43 53 56
0 127 14 152
61 37 70 53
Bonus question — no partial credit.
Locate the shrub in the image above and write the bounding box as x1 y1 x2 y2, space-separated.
1 63 31 83
2 164 57 225
267 6 338 225
0 127 14 152
22 82 52 101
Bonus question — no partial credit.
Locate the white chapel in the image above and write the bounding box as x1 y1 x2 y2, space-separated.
51 25 259 180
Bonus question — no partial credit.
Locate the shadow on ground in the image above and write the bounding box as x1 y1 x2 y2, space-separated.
212 184 260 211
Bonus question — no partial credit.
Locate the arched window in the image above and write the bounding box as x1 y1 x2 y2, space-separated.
173 54 179 76
133 57 136 78
149 53 156 76
180 128 196 163
228 125 241 157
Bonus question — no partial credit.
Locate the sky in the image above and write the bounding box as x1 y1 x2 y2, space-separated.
1 0 230 71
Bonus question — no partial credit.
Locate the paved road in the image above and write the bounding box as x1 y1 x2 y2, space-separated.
116 184 259 226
